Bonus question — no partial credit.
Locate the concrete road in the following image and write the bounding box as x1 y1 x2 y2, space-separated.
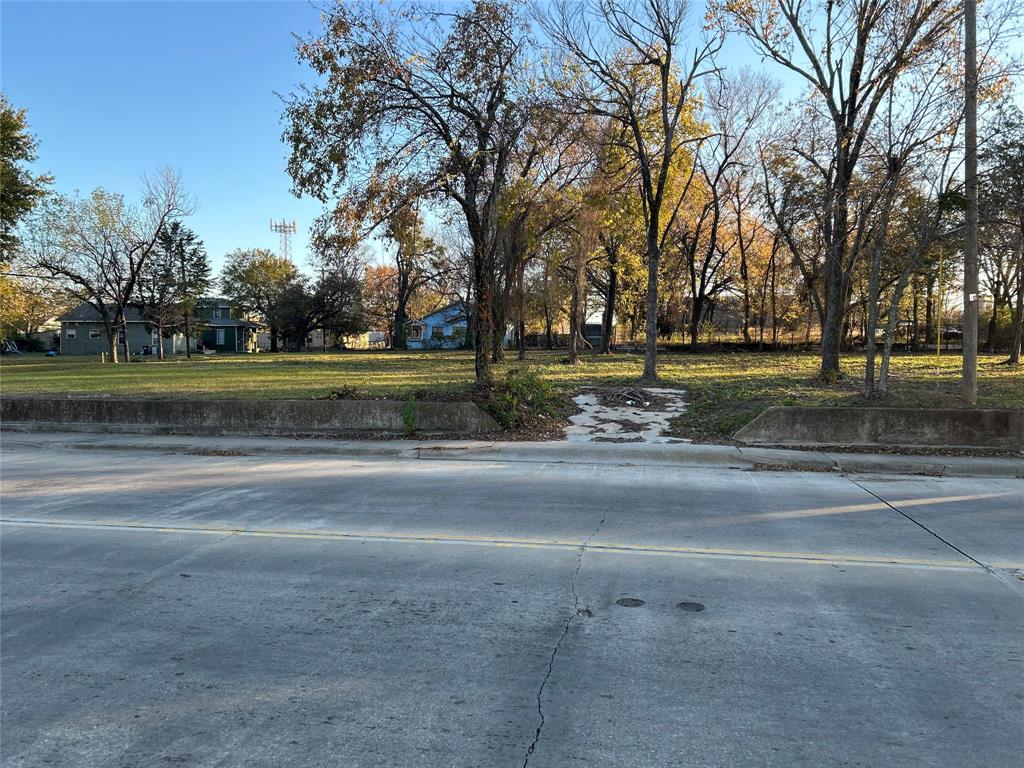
1 436 1022 767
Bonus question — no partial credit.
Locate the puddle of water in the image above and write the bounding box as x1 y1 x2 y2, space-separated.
564 387 690 444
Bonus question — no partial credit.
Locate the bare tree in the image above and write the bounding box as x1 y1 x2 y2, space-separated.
718 0 964 379
540 0 721 381
26 168 193 362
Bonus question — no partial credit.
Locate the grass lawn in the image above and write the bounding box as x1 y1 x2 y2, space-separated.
2 349 1020 438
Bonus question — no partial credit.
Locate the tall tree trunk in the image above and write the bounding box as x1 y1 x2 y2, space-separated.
568 281 579 365
568 257 586 365
740 255 751 344
270 326 279 353
393 296 408 350
1009 273 1024 365
689 294 705 348
642 234 659 381
820 181 849 379
103 318 118 363
601 253 617 354
491 301 505 363
184 312 192 359
863 179 899 396
924 280 934 346
157 322 165 360
878 271 914 395
516 261 527 361
986 291 1000 354
910 278 920 351
120 315 131 364
472 238 492 385
757 248 773 350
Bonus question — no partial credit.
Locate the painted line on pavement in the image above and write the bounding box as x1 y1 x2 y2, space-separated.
0 516 990 572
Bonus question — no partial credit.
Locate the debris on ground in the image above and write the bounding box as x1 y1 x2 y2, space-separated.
566 386 688 444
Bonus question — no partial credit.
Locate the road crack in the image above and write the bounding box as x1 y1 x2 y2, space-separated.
521 516 605 768
846 477 1024 599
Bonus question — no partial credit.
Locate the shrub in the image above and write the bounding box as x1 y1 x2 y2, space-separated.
402 395 417 434
484 368 558 429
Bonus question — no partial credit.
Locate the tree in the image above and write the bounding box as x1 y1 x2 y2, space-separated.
717 0 964 379
859 58 966 396
0 273 69 343
363 264 399 344
307 235 368 349
221 249 299 352
586 145 646 354
26 169 193 362
137 221 210 359
541 0 721 380
383 205 447 350
981 104 1024 364
490 99 588 362
0 95 51 262
285 0 532 386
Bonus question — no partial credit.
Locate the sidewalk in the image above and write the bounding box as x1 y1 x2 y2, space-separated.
3 428 1022 478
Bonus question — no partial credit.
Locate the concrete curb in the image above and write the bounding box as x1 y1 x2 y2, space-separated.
3 428 1022 478
0 397 500 436
735 406 1024 450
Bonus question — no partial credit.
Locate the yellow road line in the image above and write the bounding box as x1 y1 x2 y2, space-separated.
0 516 993 572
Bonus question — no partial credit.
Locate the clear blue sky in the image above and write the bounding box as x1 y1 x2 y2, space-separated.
3 1 1018 275
0 0 786 274
2 0 327 271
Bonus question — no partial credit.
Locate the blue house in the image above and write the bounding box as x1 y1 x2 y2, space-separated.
405 302 516 350
405 302 469 349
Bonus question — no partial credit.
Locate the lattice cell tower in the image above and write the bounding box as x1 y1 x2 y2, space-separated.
270 219 297 261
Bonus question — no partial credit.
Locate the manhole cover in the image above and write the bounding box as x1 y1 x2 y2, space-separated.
677 602 705 612
615 597 645 607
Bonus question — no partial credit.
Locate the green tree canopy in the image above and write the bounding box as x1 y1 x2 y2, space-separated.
0 95 52 262
221 248 300 352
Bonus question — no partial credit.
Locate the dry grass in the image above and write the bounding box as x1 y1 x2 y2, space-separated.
2 349 1020 438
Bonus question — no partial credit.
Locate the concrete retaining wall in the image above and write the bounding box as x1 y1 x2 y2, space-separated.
0 397 500 436
734 406 1024 449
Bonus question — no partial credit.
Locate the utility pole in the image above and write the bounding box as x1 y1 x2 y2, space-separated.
963 0 979 403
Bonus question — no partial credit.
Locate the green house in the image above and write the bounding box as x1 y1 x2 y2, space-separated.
195 298 261 353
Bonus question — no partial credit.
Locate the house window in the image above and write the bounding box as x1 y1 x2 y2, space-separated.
216 329 225 345
66 328 76 340
408 324 424 341
431 325 445 340
213 307 222 319
89 329 101 339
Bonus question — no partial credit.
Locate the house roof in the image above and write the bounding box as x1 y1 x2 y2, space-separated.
58 304 148 323
59 302 262 328
407 301 467 325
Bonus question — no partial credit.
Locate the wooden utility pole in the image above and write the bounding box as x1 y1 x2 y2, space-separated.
963 0 979 403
